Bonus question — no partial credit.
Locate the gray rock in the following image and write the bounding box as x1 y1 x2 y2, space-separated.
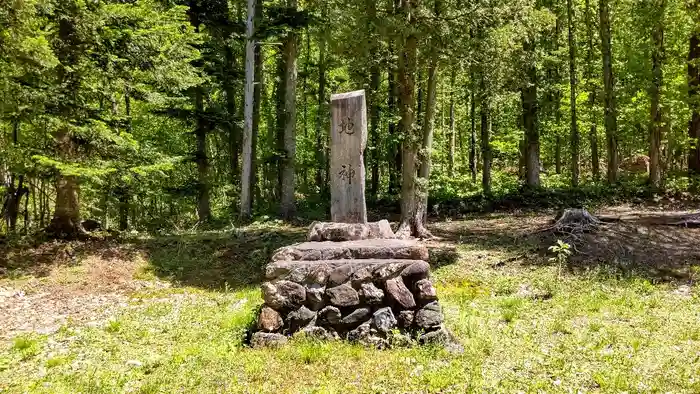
385 277 416 309
347 321 372 342
265 263 292 280
372 307 397 334
341 308 372 326
257 306 283 332
287 267 309 283
306 284 326 311
397 310 415 329
328 264 355 287
262 280 306 310
373 263 406 281
288 306 316 329
307 222 370 241
366 335 389 349
318 306 342 326
300 326 335 341
401 261 430 279
515 284 553 300
251 332 288 348
367 220 396 239
326 284 360 307
418 326 450 345
272 239 428 262
418 325 463 353
308 264 332 285
415 279 437 301
359 282 384 305
351 266 374 286
415 301 443 329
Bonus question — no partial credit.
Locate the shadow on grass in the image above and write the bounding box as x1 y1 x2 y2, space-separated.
133 225 306 290
0 237 142 279
428 212 700 284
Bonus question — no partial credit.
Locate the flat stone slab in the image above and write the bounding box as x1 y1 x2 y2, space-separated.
265 259 429 281
271 239 429 262
307 220 394 241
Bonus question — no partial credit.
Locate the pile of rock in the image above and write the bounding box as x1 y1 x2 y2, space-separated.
251 221 452 349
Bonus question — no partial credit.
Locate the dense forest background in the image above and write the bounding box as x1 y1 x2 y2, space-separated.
1 0 699 238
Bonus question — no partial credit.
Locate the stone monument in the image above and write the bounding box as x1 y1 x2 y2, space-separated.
330 90 367 223
251 91 454 350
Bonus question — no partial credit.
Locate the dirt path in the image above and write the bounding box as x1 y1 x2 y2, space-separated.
0 242 171 340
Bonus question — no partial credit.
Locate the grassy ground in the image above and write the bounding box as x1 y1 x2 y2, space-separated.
2 212 700 393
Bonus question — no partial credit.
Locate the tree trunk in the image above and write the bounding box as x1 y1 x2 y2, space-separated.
388 32 401 196
396 0 428 239
469 83 477 182
280 0 298 219
649 0 665 189
418 59 438 225
689 13 700 182
252 1 263 205
600 0 619 183
47 129 85 238
448 68 456 177
195 87 211 222
416 68 424 126
369 4 381 197
315 31 327 195
523 40 540 187
585 0 600 181
370 68 381 198
301 30 310 189
568 0 580 186
555 135 562 174
481 83 492 195
117 90 132 231
225 46 239 183
240 0 256 220
3 121 25 232
556 13 564 177
274 49 285 201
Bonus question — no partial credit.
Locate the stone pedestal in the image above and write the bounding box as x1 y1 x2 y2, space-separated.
252 222 452 348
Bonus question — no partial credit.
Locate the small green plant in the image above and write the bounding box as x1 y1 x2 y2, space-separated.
498 297 523 323
45 356 68 368
548 240 572 278
11 336 39 360
105 319 122 333
12 336 37 352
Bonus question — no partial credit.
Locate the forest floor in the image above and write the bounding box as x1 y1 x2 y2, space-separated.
2 206 700 393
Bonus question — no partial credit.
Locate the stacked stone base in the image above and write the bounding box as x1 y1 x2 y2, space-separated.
252 222 452 349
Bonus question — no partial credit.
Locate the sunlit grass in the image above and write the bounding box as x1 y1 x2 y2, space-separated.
1 223 700 393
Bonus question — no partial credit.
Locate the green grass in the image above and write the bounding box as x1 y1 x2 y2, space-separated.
2 221 700 393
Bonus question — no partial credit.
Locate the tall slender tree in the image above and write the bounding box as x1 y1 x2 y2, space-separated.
648 0 666 189
523 38 541 187
687 1 700 183
567 0 580 186
240 0 256 220
448 68 457 177
585 0 600 181
599 0 619 183
396 0 424 238
480 77 492 195
280 0 299 219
